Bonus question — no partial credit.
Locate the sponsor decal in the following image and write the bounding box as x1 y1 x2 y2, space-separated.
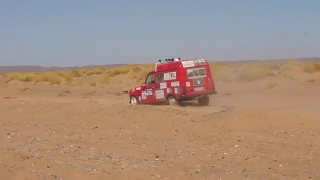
171 81 180 87
181 60 195 67
155 90 165 99
141 91 147 99
146 89 153 96
194 78 204 86
164 73 170 81
169 72 176 80
174 88 180 94
160 82 167 89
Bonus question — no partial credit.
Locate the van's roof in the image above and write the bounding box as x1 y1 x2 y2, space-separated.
155 58 208 72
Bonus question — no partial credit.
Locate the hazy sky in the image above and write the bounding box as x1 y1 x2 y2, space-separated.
1 0 319 66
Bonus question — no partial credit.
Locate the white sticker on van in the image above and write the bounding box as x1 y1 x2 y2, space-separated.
186 82 190 87
141 91 147 99
136 87 141 90
171 81 180 87
174 88 180 94
160 82 167 89
167 88 172 93
181 60 195 67
146 89 153 96
169 72 176 80
164 73 170 81
155 90 165 99
193 59 206 65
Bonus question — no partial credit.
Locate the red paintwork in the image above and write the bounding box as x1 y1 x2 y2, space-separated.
129 58 216 104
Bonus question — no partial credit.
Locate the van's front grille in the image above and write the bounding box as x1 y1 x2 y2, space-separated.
193 78 204 86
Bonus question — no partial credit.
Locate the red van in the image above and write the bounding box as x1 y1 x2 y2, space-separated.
128 58 217 106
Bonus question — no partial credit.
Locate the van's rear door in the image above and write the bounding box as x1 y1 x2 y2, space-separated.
184 65 213 95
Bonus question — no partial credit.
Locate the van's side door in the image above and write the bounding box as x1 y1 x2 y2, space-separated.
153 72 167 102
141 73 156 103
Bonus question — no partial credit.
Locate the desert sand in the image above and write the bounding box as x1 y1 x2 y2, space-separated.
0 60 320 180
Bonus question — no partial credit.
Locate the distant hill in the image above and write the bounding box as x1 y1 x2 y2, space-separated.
0 64 128 73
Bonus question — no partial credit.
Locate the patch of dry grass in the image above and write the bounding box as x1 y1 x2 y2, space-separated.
2 64 155 86
301 61 320 74
2 60 319 86
306 78 316 83
264 81 279 89
211 62 282 82
4 72 75 85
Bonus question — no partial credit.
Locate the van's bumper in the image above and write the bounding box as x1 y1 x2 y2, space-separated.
179 90 217 100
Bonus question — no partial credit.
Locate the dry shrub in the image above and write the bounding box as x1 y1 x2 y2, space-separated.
280 60 301 72
209 62 283 82
36 72 75 85
128 64 154 82
231 64 273 82
235 67 266 81
209 63 232 82
302 61 320 74
90 82 97 86
2 64 154 86
4 72 75 85
282 73 296 81
306 78 315 83
69 67 106 77
209 63 229 75
265 81 279 89
70 70 83 77
94 72 111 86
5 73 37 83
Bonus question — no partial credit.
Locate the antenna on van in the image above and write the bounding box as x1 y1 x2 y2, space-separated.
159 60 161 63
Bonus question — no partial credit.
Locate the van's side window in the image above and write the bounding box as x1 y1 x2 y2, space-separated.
146 73 155 84
187 68 207 78
156 73 164 82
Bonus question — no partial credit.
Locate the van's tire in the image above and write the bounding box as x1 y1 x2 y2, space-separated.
166 95 178 105
130 96 138 105
198 96 209 106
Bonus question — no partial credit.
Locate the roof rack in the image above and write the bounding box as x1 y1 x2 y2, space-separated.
155 57 181 72
157 57 181 64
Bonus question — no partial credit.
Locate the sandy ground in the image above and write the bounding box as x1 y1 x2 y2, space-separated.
1 78 320 180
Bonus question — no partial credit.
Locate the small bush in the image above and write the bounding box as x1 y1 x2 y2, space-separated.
265 81 279 89
302 61 320 74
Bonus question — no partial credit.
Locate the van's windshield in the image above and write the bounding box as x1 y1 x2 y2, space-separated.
187 68 207 79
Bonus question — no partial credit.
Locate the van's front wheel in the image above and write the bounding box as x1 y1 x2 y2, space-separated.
167 95 178 105
198 96 209 106
130 96 138 105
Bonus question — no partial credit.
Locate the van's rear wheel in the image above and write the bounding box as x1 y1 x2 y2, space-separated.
198 96 209 106
167 95 178 105
130 96 138 105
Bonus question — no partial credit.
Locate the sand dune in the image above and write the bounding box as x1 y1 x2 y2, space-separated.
0 60 320 180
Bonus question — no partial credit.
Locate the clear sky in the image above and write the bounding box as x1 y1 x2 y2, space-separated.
1 0 319 67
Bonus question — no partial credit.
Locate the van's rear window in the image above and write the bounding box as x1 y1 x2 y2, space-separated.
187 68 207 78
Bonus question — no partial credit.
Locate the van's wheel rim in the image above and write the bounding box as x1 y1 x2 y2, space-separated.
130 96 138 105
167 96 177 105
